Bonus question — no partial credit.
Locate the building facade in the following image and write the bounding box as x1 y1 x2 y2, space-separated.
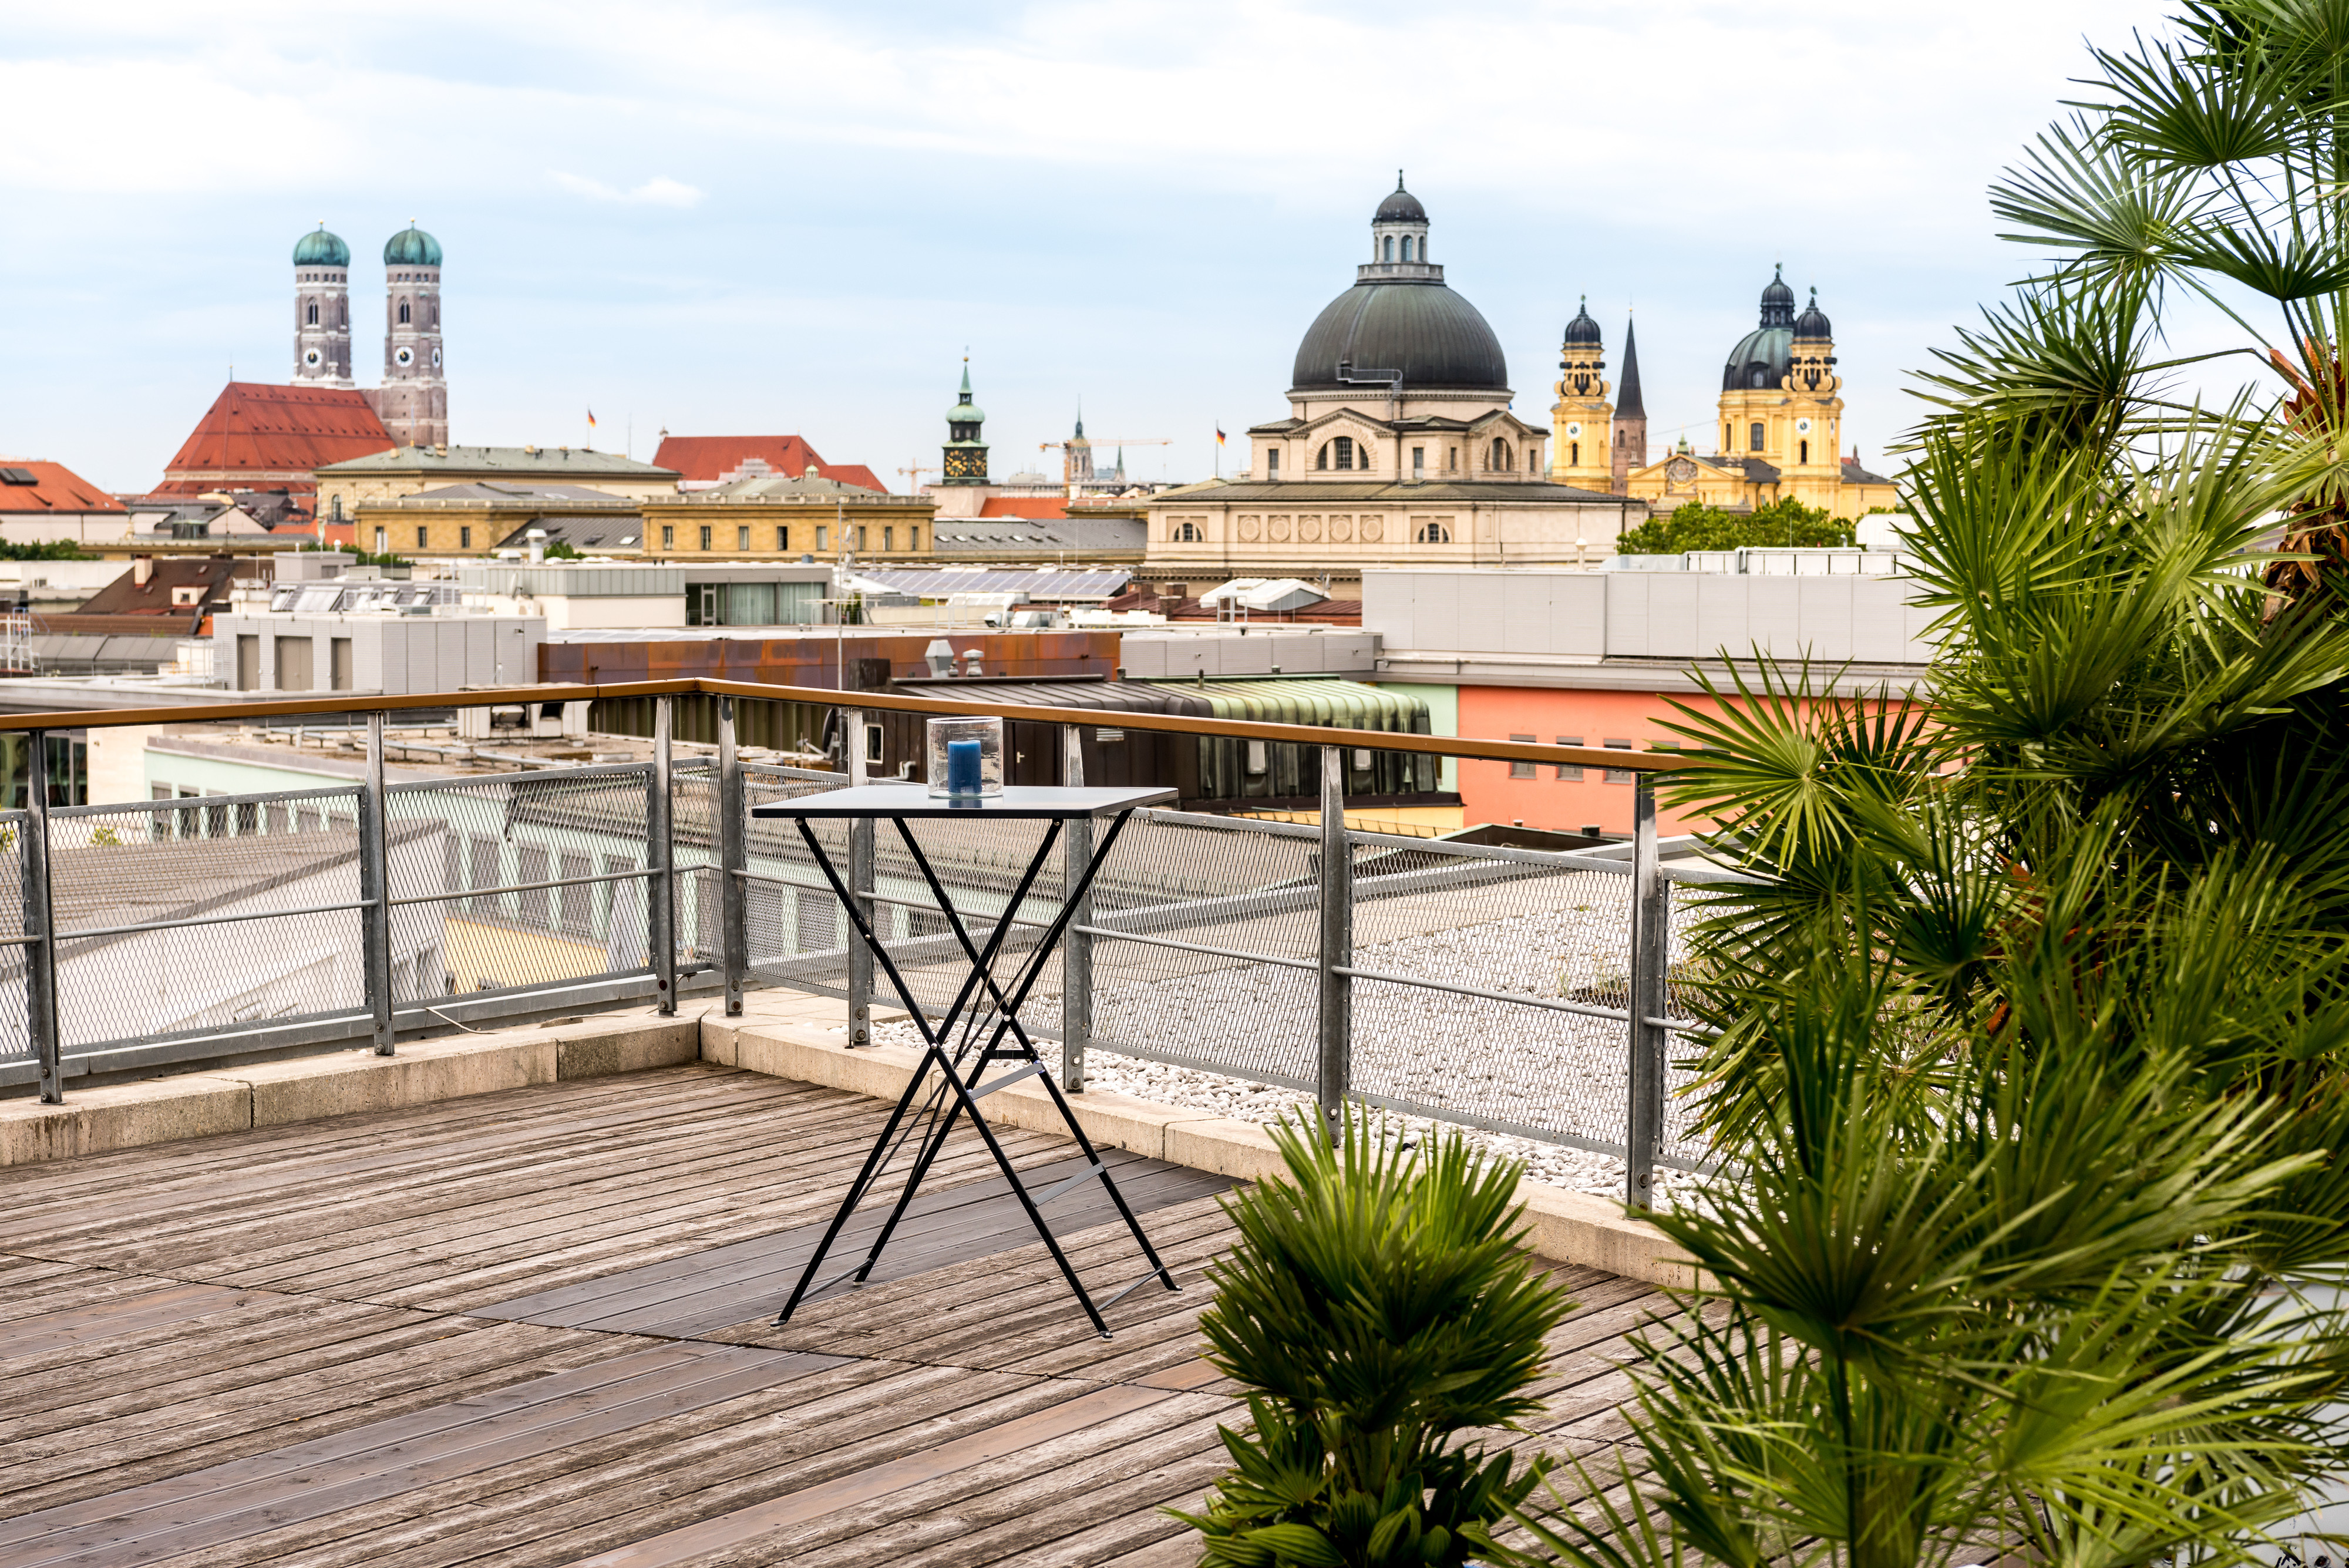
371 225 448 449
314 446 679 519
1621 269 1899 519
641 471 937 562
1143 176 1637 584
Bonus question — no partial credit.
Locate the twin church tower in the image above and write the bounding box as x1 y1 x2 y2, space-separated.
289 222 448 449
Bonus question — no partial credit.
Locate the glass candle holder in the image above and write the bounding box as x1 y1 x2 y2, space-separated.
926 715 1004 800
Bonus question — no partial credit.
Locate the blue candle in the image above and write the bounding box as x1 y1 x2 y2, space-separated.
947 738 981 795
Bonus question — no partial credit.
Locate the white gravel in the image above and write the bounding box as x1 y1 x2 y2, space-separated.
856 1015 1696 1209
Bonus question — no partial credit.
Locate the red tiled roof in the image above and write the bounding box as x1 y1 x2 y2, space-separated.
652 435 884 492
157 382 395 490
977 497 1072 520
0 460 126 516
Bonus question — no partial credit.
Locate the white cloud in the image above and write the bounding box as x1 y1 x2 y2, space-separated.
551 172 705 207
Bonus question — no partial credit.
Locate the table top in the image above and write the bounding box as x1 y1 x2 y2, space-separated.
752 783 1177 820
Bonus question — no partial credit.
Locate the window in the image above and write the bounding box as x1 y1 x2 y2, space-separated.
1509 735 1537 779
776 526 788 551
698 525 712 550
416 525 428 549
1751 367 1768 388
1331 436 1355 470
662 524 675 548
1489 438 1511 471
1448 446 1458 472
1383 235 1395 261
737 525 750 551
1570 442 1579 467
373 527 387 553
306 301 318 325
1604 738 1635 783
517 844 551 927
1316 444 1328 471
907 526 919 551
1401 235 1414 261
1267 449 1280 478
1411 446 1425 477
816 525 827 550
1725 425 1732 449
856 526 868 551
883 526 894 552
1173 520 1203 543
1750 422 1765 450
1554 736 1584 781
399 300 410 324
1414 520 1451 544
1799 439 1809 464
459 525 471 549
864 722 884 765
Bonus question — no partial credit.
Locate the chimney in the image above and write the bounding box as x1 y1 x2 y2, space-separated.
526 527 547 564
133 554 153 588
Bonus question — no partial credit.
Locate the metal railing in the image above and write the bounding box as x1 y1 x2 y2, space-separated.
0 678 1740 1207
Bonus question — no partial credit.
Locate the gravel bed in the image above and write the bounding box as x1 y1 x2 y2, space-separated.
853 1015 1697 1209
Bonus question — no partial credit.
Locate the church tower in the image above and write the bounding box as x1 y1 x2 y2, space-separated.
291 224 353 388
374 223 447 449
1549 298 1615 492
1611 314 1646 493
1065 408 1094 491
1782 288 1843 497
940 362 989 483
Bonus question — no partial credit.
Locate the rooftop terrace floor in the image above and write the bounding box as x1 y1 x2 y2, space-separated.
0 1061 1664 1567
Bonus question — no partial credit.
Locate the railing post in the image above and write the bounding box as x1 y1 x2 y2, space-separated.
650 695 677 1017
718 694 746 1017
359 712 395 1056
23 732 60 1103
1061 724 1092 1092
843 705 873 1047
1316 744 1351 1140
1626 776 1667 1212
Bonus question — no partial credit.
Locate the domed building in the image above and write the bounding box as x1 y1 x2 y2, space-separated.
1147 176 1636 580
1618 268 1897 520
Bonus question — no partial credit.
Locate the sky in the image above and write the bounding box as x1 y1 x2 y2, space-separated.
0 0 2174 495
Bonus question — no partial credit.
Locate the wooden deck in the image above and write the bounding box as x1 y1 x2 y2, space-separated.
0 1063 1665 1567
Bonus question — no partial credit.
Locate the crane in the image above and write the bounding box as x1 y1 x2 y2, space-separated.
1038 437 1171 498
896 463 935 496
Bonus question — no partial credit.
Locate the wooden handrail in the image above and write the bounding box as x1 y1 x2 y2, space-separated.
0 676 1697 773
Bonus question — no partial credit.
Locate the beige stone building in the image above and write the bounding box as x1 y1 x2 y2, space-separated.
314 445 680 521
355 483 645 557
1146 177 1638 586
640 470 936 563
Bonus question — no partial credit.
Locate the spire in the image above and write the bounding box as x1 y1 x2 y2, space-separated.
1074 399 1084 439
959 360 972 397
1616 315 1645 418
1396 168 1405 190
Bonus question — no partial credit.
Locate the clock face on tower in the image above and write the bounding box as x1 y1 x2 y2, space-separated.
395 346 414 368
430 346 442 369
1565 422 1583 438
1796 418 1813 435
304 349 321 366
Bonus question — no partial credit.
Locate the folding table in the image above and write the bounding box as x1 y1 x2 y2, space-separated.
751 783 1180 1337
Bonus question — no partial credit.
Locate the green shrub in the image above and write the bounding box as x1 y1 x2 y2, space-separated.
1176 1107 1572 1568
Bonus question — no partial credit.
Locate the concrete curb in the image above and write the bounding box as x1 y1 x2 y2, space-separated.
708 1014 1702 1291
0 1012 699 1167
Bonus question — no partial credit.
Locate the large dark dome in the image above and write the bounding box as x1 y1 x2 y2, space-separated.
1290 281 1508 395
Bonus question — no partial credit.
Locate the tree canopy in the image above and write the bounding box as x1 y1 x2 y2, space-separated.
1612 497 1855 555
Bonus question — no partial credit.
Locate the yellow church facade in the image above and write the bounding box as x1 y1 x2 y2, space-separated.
1550 268 1899 521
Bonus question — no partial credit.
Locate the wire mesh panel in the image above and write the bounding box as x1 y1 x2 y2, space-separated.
385 766 656 1000
1082 811 1330 1088
1338 834 1644 1154
42 786 373 1054
671 759 721 964
0 810 29 1064
741 765 855 996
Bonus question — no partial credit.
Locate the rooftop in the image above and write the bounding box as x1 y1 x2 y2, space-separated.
156 383 396 492
0 460 126 517
316 446 680 480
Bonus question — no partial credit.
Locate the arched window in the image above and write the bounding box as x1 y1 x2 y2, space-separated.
429 302 438 328
1383 236 1394 262
1401 235 1414 261
338 300 348 327
1414 521 1451 544
1331 436 1355 470
305 301 318 325
1799 439 1809 465
1173 520 1203 543
1489 438 1510 471
1570 442 1579 467
1750 366 1768 388
1749 422 1765 450
399 300 411 325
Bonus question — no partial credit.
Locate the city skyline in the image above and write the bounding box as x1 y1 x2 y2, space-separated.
3 1 2182 494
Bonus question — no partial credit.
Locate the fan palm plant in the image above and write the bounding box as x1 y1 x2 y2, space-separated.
1176 1108 1573 1568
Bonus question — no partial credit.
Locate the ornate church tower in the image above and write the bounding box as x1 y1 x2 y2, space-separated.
1610 314 1646 493
291 225 353 388
1549 298 1615 492
1065 408 1094 490
940 362 989 483
1782 288 1843 496
375 224 447 449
